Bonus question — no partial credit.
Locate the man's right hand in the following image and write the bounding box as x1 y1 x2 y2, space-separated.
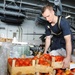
43 51 47 54
44 36 51 54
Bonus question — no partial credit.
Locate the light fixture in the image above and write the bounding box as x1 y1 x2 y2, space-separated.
65 15 71 19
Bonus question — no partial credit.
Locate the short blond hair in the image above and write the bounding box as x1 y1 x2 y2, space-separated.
42 4 53 14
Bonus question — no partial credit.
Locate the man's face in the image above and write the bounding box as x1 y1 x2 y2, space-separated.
42 8 54 23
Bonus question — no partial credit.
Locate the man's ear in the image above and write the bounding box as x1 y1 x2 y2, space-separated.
51 9 55 15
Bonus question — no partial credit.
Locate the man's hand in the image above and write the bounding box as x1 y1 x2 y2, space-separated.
43 50 47 54
62 57 70 69
63 35 72 69
44 36 51 54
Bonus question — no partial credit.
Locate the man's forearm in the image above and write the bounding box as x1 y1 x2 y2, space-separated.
44 36 51 53
66 43 72 59
62 35 72 69
65 35 72 59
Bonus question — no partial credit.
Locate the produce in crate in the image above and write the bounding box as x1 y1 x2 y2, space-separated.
51 55 65 69
8 54 53 75
71 68 75 73
53 55 64 62
51 55 75 75
8 58 36 75
8 54 52 67
8 57 32 66
38 54 52 66
8 54 75 75
55 68 75 75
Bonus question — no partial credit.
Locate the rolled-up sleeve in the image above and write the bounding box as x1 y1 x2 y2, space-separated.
61 19 71 36
45 25 51 36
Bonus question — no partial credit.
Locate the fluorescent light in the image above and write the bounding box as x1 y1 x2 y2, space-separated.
65 15 71 19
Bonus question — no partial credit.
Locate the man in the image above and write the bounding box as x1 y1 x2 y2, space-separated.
42 4 73 69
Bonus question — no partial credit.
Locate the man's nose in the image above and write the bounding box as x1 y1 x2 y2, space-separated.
46 17 49 21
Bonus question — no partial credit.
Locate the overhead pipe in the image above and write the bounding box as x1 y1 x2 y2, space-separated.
16 1 43 8
26 12 39 16
0 4 19 10
0 2 75 15
5 0 75 10
25 15 36 20
0 3 41 14
22 8 41 14
0 9 25 17
0 4 75 16
63 10 75 15
4 0 44 8
0 0 75 19
2 0 43 8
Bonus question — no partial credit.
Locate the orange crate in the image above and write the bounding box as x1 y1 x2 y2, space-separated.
8 60 36 75
0 38 6 42
35 64 53 73
51 57 63 69
6 38 12 42
8 59 53 75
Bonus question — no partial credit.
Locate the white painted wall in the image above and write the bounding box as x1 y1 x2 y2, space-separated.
21 20 45 45
0 20 45 45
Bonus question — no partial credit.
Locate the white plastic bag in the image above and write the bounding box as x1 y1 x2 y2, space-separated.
49 48 66 57
0 43 8 75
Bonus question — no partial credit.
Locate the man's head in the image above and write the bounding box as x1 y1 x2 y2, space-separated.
42 4 55 23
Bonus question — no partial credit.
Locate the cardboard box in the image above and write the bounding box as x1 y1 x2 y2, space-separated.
6 38 12 42
0 38 6 42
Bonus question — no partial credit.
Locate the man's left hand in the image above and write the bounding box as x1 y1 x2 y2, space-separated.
62 57 70 69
